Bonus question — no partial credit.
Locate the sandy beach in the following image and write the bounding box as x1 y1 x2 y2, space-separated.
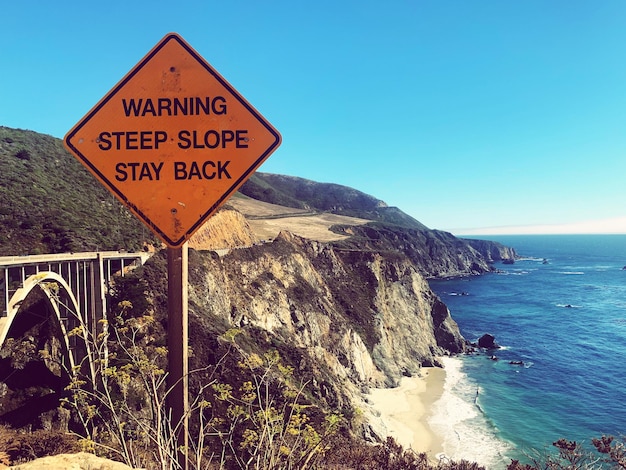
367 367 446 459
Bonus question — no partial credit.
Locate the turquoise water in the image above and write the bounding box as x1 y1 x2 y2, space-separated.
428 234 626 468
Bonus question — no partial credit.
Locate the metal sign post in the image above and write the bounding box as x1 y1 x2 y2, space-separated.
167 244 189 469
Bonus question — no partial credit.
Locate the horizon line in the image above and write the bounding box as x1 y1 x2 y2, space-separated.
446 216 626 237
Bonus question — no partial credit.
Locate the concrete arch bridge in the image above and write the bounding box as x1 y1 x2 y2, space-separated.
0 251 150 388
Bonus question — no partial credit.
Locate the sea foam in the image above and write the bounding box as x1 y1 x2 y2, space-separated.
429 356 514 468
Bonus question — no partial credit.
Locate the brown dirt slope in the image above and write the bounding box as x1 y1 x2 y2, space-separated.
225 194 370 242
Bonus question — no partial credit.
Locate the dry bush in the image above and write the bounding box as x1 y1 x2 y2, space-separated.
0 425 79 465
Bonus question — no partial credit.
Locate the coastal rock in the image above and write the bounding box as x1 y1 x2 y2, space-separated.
463 238 517 265
333 225 515 278
477 333 500 349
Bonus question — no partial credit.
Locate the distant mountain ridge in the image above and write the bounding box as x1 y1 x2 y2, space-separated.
239 173 516 277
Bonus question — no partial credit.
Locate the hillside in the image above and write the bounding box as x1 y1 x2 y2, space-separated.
240 172 430 229
0 127 161 255
0 126 515 278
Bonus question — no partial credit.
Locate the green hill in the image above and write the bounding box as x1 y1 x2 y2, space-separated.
240 173 429 229
0 126 432 256
0 126 159 255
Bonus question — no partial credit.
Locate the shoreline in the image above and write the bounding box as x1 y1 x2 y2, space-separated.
367 367 446 460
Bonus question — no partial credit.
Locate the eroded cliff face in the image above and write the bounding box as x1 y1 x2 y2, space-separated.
188 209 258 251
150 207 513 445
183 229 465 416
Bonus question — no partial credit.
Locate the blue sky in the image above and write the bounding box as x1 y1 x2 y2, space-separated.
2 1 626 234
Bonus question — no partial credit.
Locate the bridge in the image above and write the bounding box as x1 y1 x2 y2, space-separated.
0 251 151 375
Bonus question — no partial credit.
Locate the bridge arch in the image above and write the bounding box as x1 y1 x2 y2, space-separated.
0 271 87 374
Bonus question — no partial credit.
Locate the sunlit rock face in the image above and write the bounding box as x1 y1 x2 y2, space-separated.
185 229 467 416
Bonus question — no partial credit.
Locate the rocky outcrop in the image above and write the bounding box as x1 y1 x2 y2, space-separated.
477 333 500 349
7 452 133 469
188 209 258 250
464 238 517 264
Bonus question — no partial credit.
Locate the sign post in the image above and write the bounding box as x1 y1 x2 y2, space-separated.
167 243 189 466
64 33 281 469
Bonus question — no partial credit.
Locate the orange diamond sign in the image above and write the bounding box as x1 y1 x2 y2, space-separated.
64 33 281 247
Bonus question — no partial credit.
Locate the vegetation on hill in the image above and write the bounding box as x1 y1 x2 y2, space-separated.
240 173 429 229
0 126 160 255
0 127 514 278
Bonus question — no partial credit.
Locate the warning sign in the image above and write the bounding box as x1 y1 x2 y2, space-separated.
64 33 281 247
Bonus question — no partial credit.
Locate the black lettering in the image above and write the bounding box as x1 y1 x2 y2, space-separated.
188 161 201 179
151 162 164 180
115 162 164 181
111 131 125 150
169 160 232 180
122 96 227 117
174 162 187 180
174 98 188 115
177 130 191 149
141 99 156 117
218 161 231 179
236 130 248 148
98 132 112 150
177 129 248 149
155 131 167 149
139 163 152 180
202 161 216 179
99 131 168 150
204 130 220 149
193 131 204 149
122 98 142 117
195 97 210 115
158 98 172 116
115 162 127 181
213 96 227 114
126 131 139 150
221 130 235 148
139 131 152 149
127 162 140 180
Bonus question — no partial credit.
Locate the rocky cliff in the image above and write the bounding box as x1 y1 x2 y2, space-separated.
185 231 465 389
332 223 516 278
119 220 468 453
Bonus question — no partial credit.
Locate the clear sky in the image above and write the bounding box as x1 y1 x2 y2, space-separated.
2 1 626 235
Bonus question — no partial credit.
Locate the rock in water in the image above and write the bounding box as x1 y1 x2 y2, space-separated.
478 333 500 349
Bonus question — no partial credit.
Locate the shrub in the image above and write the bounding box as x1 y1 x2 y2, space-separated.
0 425 79 465
14 148 30 160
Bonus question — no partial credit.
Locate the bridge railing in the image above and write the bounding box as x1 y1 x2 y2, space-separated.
0 251 151 318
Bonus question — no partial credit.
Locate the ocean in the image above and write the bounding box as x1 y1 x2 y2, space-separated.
428 234 626 468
